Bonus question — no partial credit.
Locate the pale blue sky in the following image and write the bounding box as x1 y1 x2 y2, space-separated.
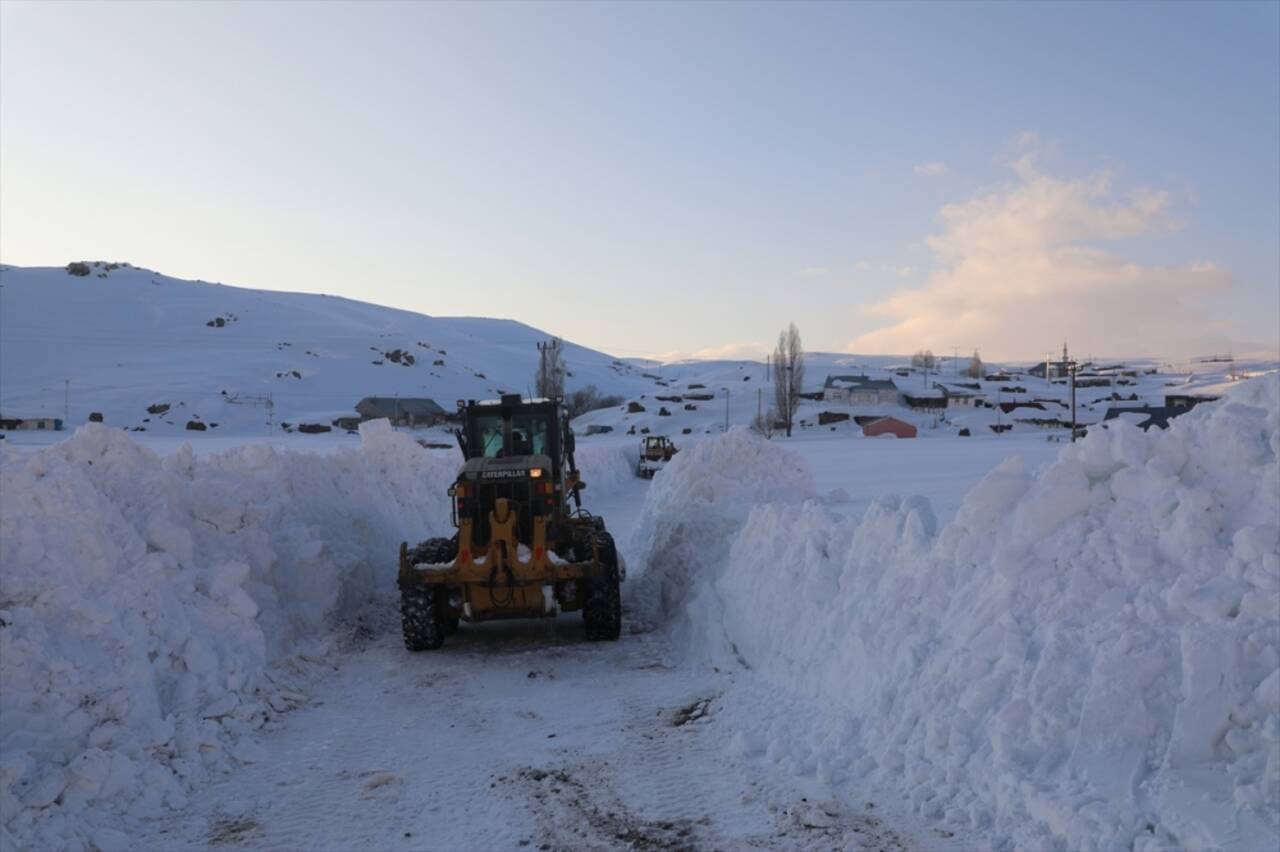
2 1 1277 360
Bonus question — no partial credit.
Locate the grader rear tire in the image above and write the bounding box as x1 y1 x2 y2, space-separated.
400 537 456 651
583 531 622 641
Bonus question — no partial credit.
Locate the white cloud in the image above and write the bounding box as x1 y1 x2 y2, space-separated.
796 266 830 278
914 161 948 177
850 155 1235 360
853 261 914 278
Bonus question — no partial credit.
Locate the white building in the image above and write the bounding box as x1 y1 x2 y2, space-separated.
822 375 900 405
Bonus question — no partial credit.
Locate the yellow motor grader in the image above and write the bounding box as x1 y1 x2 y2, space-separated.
636 434 678 478
397 395 622 650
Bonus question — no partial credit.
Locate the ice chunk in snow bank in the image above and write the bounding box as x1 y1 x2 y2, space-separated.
0 422 456 849
636 376 1280 851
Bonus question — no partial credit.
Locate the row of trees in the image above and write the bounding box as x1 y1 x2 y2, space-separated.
914 348 984 379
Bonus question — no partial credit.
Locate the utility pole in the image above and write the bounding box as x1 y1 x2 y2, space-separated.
1070 361 1078 443
723 387 730 433
64 379 70 427
0 283 5 416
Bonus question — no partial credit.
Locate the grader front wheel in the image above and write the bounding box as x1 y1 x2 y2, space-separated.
400 585 445 651
583 531 622 641
400 537 456 651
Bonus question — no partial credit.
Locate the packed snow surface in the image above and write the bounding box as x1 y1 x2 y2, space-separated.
632 376 1280 851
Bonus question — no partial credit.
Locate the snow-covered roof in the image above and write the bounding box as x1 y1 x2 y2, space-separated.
823 374 897 391
938 384 982 397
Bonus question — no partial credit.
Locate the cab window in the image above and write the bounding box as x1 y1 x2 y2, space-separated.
510 414 550 455
474 414 504 458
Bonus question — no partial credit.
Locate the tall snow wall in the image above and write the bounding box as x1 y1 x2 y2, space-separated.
0 420 457 850
630 375 1280 851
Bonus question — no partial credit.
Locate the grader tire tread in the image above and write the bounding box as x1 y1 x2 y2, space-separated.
400 586 444 651
583 531 622 641
400 537 457 651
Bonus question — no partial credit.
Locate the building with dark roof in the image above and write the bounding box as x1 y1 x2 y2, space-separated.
1102 405 1186 431
1165 393 1220 411
901 391 947 411
355 397 446 427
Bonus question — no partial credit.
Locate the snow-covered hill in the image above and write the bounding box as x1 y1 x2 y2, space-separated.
0 263 655 435
4 263 1271 448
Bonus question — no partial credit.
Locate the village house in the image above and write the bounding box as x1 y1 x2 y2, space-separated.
935 383 986 408
354 397 447 428
822 375 899 405
900 390 947 411
1028 360 1071 380
0 416 63 431
1165 392 1221 410
998 400 1047 415
862 416 917 438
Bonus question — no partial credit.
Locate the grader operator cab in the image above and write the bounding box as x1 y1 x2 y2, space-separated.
397 395 622 650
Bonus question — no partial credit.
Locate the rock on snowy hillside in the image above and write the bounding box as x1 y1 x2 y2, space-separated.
0 263 654 435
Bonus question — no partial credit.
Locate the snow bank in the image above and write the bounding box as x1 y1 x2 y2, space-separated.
0 420 455 850
572 442 634 499
638 378 1280 851
626 428 813 646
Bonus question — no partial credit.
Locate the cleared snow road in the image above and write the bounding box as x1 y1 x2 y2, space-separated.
134 622 927 852
128 460 980 852
133 476 940 851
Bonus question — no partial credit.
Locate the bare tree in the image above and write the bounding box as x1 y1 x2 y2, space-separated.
751 406 778 439
772 322 805 437
565 384 624 418
535 338 566 401
966 349 983 379
911 349 937 370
